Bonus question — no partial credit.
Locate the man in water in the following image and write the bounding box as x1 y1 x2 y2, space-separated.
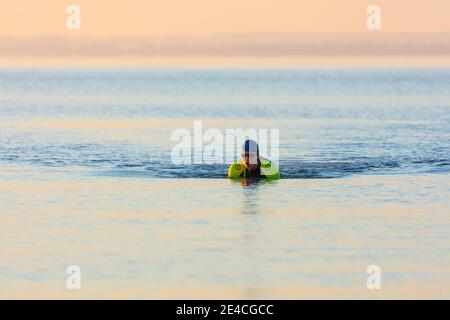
228 139 280 179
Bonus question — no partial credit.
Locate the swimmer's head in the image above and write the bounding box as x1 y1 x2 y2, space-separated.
241 139 259 168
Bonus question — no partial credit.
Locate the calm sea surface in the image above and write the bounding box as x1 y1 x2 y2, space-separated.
0 68 449 298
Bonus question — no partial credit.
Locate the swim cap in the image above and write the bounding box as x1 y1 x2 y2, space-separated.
242 139 259 155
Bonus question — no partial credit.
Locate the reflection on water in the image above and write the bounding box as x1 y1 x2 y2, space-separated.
0 168 449 299
235 178 280 215
240 179 261 215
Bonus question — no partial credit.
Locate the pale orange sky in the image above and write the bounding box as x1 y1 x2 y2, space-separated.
1 0 450 37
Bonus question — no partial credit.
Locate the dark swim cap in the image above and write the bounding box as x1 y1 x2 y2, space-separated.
242 139 259 154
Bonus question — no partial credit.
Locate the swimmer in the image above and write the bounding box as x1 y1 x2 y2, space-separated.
228 139 280 179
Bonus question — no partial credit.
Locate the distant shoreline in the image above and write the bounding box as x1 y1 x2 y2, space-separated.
2 33 450 67
2 55 450 68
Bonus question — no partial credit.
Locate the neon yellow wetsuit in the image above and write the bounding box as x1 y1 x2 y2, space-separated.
228 157 281 179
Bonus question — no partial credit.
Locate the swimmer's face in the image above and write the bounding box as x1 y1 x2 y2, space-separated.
241 151 259 169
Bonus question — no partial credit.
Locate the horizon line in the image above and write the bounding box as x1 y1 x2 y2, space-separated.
2 32 450 58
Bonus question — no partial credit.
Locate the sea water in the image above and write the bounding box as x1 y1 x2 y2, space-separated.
0 68 449 298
